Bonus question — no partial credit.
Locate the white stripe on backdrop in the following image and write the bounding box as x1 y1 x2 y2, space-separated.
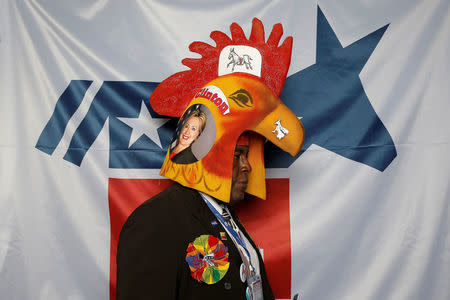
1 1 449 299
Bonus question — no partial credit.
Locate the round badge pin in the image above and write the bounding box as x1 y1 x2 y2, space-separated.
240 263 246 282
185 234 230 284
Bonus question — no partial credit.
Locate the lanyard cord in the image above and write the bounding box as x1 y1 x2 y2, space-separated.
200 193 254 270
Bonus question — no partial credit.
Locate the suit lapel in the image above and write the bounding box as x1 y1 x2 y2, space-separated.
178 186 246 279
181 187 229 240
185 189 218 232
184 190 244 261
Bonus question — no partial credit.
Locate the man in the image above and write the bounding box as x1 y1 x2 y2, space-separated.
117 18 305 300
116 133 274 300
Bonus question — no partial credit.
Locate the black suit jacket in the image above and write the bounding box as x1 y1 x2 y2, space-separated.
116 183 274 300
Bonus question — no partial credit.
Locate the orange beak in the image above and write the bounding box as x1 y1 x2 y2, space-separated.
253 100 304 157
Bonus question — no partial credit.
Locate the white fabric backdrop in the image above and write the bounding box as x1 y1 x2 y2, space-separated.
1 0 449 299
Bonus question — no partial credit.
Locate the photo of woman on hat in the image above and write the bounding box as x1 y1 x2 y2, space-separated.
170 105 207 163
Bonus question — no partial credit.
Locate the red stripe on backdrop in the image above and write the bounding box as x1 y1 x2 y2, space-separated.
234 178 291 299
108 178 173 300
108 178 290 300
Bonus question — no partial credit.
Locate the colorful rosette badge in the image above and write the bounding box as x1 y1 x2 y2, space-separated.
185 234 230 284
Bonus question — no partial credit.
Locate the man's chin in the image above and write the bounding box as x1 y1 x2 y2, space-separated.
229 190 246 205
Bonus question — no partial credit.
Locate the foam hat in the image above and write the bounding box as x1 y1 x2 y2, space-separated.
151 18 304 202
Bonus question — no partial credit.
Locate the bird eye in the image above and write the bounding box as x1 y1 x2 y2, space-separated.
229 89 253 108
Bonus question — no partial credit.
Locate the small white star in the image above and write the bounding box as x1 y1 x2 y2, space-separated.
117 101 169 148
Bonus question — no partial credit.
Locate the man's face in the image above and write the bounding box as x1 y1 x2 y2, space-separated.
230 144 252 205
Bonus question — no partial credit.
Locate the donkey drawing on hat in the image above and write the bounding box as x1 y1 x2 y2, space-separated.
227 48 253 72
273 119 289 140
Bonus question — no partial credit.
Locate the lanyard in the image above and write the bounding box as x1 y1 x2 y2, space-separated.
200 193 263 300
200 193 252 263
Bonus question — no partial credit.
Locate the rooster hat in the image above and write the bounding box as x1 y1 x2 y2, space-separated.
150 18 304 202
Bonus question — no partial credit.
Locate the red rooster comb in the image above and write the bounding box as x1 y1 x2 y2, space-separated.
150 18 293 117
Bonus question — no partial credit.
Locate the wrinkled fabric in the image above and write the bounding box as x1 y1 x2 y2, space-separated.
1 1 449 300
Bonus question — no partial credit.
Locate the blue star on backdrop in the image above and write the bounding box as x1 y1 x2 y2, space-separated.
265 7 397 171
